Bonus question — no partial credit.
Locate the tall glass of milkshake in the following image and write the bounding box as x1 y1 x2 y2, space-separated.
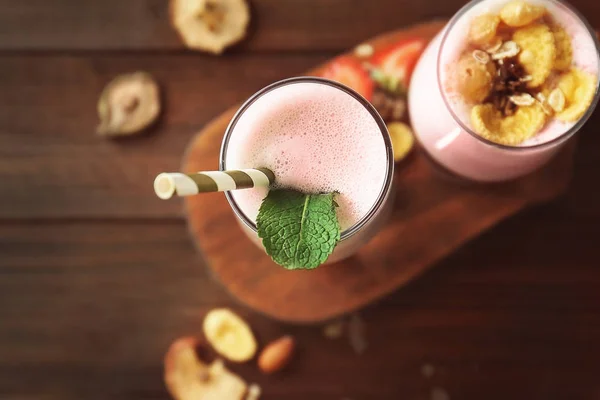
409 0 600 181
220 77 395 264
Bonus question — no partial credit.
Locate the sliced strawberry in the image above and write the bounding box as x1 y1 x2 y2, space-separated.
320 56 374 101
370 39 426 87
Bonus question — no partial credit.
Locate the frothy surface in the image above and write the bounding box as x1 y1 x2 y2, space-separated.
440 0 599 147
224 81 388 231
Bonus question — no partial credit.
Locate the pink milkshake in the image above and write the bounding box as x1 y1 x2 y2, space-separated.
221 77 394 263
409 0 600 181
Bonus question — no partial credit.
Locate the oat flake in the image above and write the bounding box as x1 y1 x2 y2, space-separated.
548 88 566 112
509 93 535 106
491 41 520 60
472 49 490 64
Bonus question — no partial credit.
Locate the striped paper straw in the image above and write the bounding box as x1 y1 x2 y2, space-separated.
153 168 275 200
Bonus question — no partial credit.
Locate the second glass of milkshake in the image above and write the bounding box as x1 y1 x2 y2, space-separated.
409 0 600 182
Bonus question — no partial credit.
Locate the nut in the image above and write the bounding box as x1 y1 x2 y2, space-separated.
96 72 161 137
257 335 296 374
203 308 257 363
392 99 406 120
371 90 406 121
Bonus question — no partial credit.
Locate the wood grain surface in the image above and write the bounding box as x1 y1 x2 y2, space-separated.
183 20 576 323
1 1 600 399
0 0 599 51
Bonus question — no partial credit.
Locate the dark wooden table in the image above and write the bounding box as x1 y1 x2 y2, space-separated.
1 1 600 399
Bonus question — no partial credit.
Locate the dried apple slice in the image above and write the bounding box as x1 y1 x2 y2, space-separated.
387 122 415 162
203 308 257 362
97 72 160 137
170 0 250 54
164 337 248 400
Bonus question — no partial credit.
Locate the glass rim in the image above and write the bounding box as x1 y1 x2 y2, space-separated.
437 0 600 151
219 76 394 241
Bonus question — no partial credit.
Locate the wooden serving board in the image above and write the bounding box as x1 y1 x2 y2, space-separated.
183 20 575 324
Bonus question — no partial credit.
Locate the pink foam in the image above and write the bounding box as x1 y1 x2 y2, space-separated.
224 81 388 231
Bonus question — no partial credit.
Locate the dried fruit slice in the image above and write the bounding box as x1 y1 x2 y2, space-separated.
471 103 547 145
469 14 501 45
97 72 161 137
551 23 573 71
513 23 556 87
320 57 375 101
170 0 250 54
164 337 247 400
455 53 496 103
203 308 257 362
500 0 546 27
556 68 597 122
387 122 415 162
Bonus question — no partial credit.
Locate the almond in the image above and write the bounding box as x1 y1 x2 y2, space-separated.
257 335 295 374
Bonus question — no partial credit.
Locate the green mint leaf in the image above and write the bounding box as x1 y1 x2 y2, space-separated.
256 189 341 270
